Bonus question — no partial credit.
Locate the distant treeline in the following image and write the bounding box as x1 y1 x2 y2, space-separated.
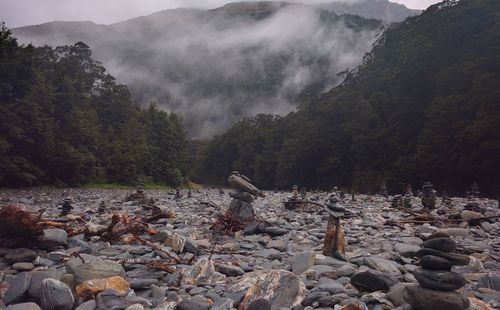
193 0 500 197
0 24 188 187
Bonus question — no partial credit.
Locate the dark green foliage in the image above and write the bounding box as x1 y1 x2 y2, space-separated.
195 0 500 197
0 24 187 187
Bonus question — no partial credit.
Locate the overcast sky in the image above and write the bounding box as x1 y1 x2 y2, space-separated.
1 0 441 28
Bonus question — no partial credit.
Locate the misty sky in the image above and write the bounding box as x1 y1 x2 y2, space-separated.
2 0 441 28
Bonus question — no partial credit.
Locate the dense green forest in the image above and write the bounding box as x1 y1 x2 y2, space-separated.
194 0 500 197
0 24 188 187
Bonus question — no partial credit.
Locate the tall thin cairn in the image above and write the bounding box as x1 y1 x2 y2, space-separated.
421 181 436 210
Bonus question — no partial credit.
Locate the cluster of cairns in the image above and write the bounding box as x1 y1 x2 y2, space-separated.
389 181 482 212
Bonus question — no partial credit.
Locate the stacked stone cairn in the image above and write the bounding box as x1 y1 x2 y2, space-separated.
227 171 263 223
97 200 106 214
391 195 402 208
59 197 73 216
403 184 413 208
467 182 480 199
408 232 471 309
421 181 436 210
284 185 305 210
125 179 146 201
300 187 307 199
441 190 452 207
380 182 388 198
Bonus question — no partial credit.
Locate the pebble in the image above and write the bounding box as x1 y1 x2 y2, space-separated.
419 255 452 271
412 268 465 291
12 262 35 271
4 248 37 263
217 264 245 277
5 302 42 310
422 237 456 253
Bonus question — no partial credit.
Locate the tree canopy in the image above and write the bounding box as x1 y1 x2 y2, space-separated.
0 24 188 187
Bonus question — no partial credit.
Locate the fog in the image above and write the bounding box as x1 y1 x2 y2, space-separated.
12 3 385 137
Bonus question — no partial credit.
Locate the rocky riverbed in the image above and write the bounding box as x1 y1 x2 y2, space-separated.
0 188 499 310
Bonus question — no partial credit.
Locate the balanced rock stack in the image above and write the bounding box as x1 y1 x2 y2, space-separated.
227 171 264 223
59 197 73 216
404 232 471 309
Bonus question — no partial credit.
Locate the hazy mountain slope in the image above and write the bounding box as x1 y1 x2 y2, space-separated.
12 1 384 137
317 0 420 22
195 0 500 197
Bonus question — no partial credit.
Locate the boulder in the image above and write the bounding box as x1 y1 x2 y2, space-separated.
227 270 305 309
363 256 402 277
4 271 32 305
40 278 74 310
27 268 64 299
292 251 316 274
75 276 130 300
350 269 398 292
165 233 186 253
38 229 68 249
66 255 126 284
403 283 469 310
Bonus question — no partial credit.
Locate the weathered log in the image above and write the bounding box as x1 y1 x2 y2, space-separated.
128 235 182 263
0 205 43 238
107 257 176 273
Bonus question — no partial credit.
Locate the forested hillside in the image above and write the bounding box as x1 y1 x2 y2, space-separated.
0 25 187 187
195 0 500 197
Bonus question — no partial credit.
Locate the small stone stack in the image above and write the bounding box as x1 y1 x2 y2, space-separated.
441 191 452 207
407 233 471 309
284 185 305 209
98 201 106 214
126 179 146 201
300 187 307 199
391 195 402 208
175 188 181 199
467 182 480 199
403 184 413 208
380 182 388 198
59 197 73 216
421 181 436 210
